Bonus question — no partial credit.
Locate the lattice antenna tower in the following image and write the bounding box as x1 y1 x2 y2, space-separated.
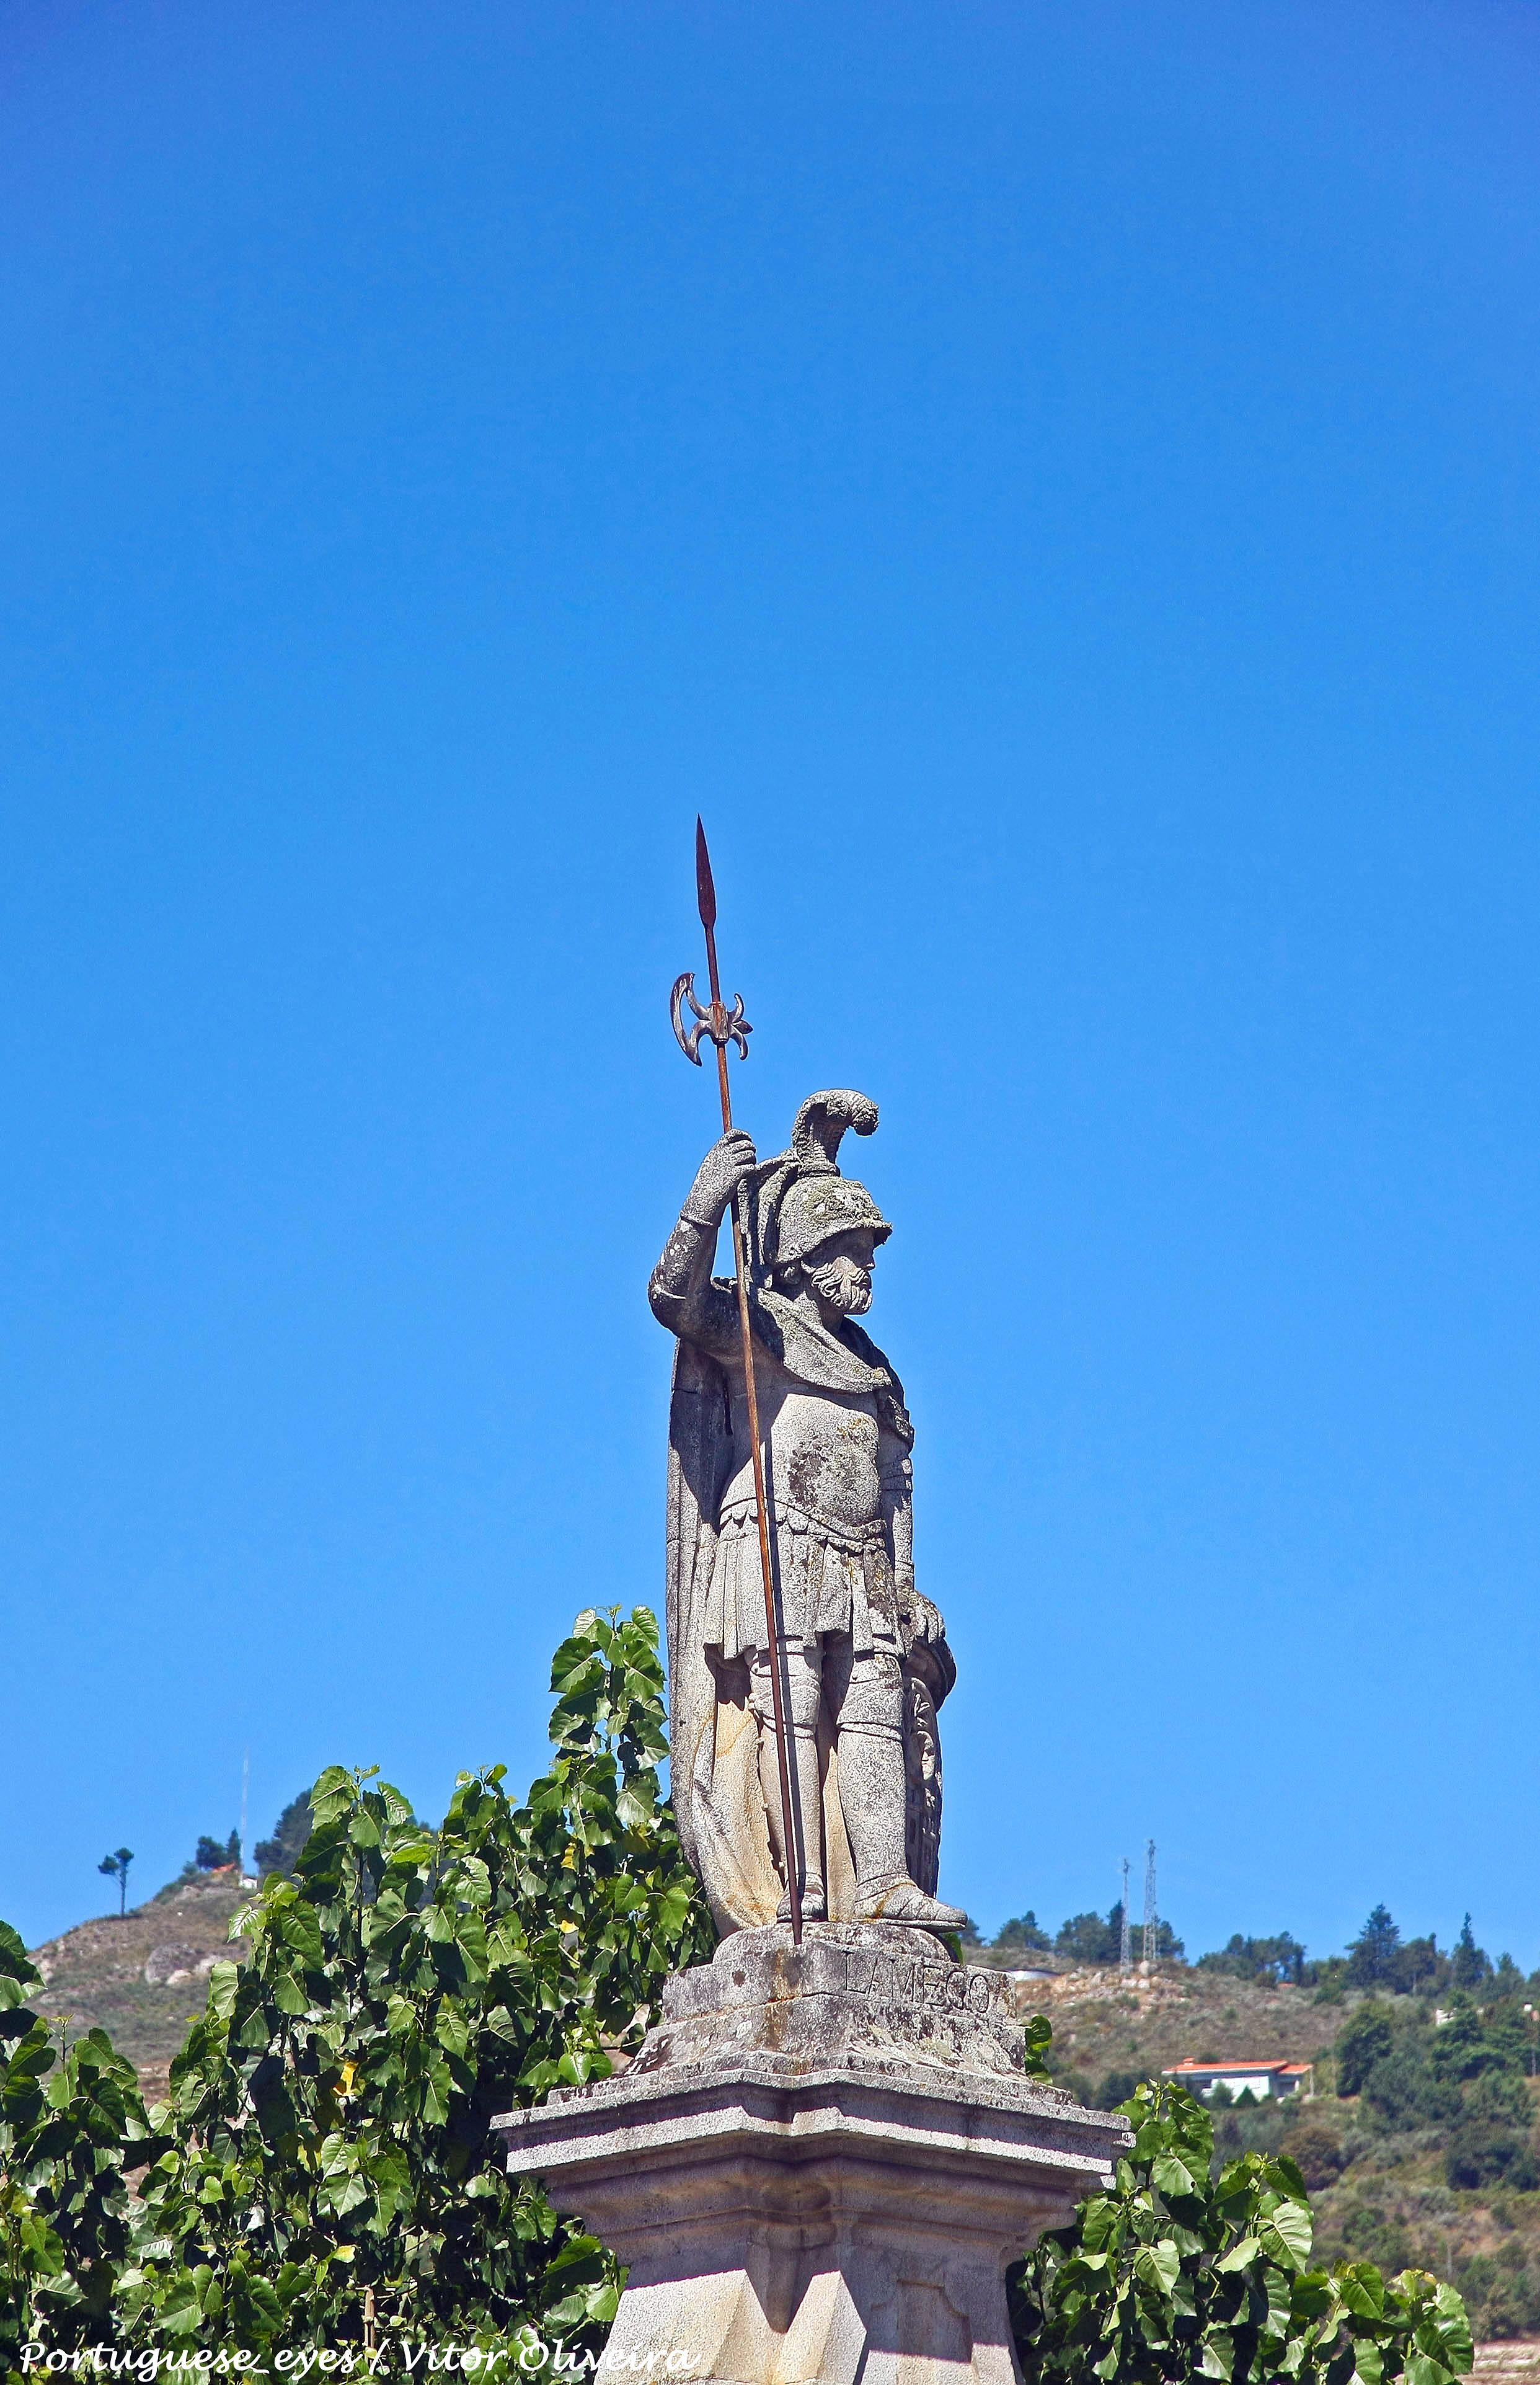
1141 1838 1158 1967
1119 1858 1132 1974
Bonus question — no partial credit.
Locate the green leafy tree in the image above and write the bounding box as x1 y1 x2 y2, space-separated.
1429 1996 1527 2087
118 1606 713 2363
1391 1935 1443 1995
1479 1998 1536 2076
1361 2043 1459 2131
254 1794 314 1880
1011 2077 1473 2385
193 1836 239 1872
1058 1904 1182 1965
1431 2000 1492 2086
1336 2005 1396 2097
1056 1906 1182 1966
0 1920 158 2369
1058 1910 1120 1965
995 1912 1052 1953
1198 1934 1307 1986
95 1851 133 1918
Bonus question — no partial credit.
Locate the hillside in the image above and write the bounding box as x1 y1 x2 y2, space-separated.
998 1956 1332 2094
999 1961 1540 2343
26 1883 1540 2343
27 1885 1332 2113
28 1867 252 2100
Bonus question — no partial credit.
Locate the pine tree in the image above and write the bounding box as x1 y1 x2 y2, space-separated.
1451 1913 1490 1989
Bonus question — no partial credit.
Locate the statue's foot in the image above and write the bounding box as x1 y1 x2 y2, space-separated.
777 1880 826 1923
854 1873 967 1930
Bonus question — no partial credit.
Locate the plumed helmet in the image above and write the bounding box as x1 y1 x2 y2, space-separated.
751 1090 892 1278
774 1171 892 1268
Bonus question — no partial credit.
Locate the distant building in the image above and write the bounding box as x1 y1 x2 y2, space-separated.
1163 2058 1313 2102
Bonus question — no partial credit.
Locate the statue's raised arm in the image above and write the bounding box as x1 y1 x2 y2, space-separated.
648 1129 758 1359
653 1089 964 1938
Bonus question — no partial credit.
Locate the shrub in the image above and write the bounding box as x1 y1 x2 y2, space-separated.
1011 2077 1472 2384
1286 2120 1347 2191
1445 2128 1539 2193
0 1921 158 2364
115 1606 714 2361
1445 2076 1540 2194
1362 2045 1461 2131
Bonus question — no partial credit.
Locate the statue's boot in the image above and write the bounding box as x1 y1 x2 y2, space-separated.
838 1720 968 1931
776 1882 827 1924
853 1874 967 1929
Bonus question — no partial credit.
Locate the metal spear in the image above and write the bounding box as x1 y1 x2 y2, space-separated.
670 818 803 1945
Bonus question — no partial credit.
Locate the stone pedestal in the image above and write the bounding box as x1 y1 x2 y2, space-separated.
496 1925 1128 2385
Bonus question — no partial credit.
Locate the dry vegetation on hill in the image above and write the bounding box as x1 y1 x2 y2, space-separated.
27 1867 250 2100
1001 1958 1332 2097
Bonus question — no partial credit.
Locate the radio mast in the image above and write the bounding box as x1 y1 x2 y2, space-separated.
1141 1839 1158 1967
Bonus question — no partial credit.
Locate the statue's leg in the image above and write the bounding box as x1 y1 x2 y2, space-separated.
826 1641 907 1890
831 1644 967 1929
748 1642 826 1922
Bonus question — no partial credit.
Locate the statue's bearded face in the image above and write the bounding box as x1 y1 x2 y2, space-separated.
805 1231 877 1317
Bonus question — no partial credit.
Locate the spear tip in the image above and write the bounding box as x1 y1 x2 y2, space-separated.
694 815 718 933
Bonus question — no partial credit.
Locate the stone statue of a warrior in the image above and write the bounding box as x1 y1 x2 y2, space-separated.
650 1088 965 1937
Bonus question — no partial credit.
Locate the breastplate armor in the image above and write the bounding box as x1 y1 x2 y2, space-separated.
723 1386 882 1533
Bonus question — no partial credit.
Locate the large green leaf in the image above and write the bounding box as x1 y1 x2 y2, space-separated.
1011 2078 1473 2385
1134 2237 1181 2297
1262 2196 1315 2273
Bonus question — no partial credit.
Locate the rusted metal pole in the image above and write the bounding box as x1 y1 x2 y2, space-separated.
679 819 803 1946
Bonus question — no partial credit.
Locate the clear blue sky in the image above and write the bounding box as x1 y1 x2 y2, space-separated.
2 1 1538 1966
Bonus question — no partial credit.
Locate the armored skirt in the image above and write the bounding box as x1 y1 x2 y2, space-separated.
703 1497 901 1662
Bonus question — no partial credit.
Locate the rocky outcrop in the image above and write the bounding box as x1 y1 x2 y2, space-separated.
27 1870 252 2084
143 1943 219 1988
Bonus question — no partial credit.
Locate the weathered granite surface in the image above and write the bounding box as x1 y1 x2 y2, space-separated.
497 1927 1129 2385
651 1094 965 1936
630 1924 1061 2102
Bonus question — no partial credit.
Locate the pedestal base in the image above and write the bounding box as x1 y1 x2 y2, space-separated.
497 1925 1128 2385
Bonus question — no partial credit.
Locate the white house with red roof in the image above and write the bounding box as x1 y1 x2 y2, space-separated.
1162 2057 1314 2102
